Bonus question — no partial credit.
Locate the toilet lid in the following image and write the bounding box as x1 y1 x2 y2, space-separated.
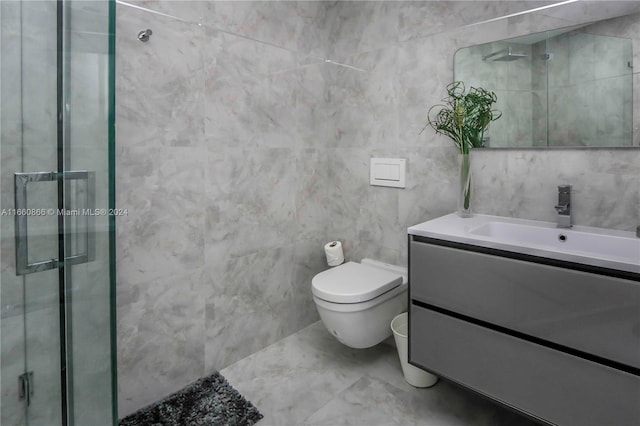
311 261 403 304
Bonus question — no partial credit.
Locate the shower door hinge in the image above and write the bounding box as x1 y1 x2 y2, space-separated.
18 371 34 406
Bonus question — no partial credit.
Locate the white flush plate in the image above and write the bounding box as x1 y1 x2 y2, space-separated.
370 158 406 188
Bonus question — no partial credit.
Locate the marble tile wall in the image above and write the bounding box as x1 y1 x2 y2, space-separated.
115 0 640 418
115 0 328 417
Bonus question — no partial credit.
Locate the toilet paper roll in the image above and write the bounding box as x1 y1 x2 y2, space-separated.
324 241 344 267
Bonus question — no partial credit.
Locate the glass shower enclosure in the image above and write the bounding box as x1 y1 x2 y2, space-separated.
1 1 116 425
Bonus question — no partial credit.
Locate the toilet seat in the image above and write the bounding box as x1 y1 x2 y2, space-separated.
311 261 403 303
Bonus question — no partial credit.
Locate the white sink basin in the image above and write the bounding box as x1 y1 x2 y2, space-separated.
408 214 640 275
469 221 639 264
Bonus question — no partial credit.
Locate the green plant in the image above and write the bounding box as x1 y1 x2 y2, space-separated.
421 81 501 153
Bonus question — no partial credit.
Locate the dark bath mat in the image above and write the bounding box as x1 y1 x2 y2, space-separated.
119 372 263 426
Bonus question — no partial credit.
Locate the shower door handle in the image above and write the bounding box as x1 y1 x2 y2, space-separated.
14 170 95 275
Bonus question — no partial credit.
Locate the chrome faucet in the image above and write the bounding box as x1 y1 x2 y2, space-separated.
554 185 572 228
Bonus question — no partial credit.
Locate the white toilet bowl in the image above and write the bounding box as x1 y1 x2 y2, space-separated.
311 258 408 349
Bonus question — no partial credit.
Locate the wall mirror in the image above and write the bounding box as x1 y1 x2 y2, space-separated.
454 5 640 148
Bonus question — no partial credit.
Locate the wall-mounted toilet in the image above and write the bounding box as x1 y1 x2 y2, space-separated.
311 258 408 349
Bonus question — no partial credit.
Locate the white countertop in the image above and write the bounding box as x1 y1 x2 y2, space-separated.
408 213 640 275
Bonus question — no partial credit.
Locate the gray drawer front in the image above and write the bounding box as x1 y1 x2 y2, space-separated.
410 305 640 426
410 240 640 369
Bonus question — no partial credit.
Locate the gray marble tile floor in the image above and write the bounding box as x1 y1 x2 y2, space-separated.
220 321 541 426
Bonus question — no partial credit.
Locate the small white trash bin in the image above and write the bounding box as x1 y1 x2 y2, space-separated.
391 312 438 388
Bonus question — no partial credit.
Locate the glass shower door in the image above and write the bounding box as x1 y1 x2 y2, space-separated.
1 2 64 424
0 1 115 425
63 1 115 424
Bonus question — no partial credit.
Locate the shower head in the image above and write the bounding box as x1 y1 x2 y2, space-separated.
482 46 528 62
493 52 528 62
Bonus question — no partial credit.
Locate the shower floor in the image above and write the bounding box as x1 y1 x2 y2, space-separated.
220 321 541 426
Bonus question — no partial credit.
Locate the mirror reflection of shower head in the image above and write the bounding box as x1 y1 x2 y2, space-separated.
482 46 528 62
